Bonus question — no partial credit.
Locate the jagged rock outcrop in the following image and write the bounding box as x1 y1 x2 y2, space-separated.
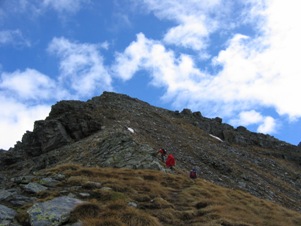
0 91 300 224
12 100 103 158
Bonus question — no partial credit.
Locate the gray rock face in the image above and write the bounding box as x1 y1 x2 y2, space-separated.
0 204 17 225
0 190 12 201
27 196 82 226
90 133 165 171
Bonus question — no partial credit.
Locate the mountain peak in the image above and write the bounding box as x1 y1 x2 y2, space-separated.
0 92 300 224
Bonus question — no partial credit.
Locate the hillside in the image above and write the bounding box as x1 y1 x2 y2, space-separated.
0 91 301 225
5 163 301 226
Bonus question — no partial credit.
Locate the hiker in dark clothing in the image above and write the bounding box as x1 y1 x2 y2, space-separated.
190 168 197 179
157 148 167 162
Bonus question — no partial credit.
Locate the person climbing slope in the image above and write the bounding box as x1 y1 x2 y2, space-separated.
190 168 197 179
166 154 176 171
157 148 167 162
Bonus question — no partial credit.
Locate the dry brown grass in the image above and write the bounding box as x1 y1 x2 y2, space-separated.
69 202 102 222
43 164 301 226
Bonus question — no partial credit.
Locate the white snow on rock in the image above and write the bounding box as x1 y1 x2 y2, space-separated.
209 134 223 142
128 127 134 133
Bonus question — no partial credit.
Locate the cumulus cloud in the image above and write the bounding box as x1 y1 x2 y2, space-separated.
0 69 56 100
0 96 51 150
212 0 301 119
229 110 277 134
230 110 264 126
113 33 204 89
258 116 277 134
136 0 223 51
113 33 210 110
163 16 209 50
0 68 57 149
48 37 113 98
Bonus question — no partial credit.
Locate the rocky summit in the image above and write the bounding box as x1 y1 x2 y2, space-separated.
0 91 301 226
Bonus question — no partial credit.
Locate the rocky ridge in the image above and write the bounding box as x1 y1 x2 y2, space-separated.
0 91 301 225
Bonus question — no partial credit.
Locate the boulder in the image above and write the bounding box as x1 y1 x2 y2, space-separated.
27 196 82 226
23 182 48 194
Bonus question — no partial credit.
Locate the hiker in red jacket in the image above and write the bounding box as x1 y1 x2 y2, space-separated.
166 154 176 170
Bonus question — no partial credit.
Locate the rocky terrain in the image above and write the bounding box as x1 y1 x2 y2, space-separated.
0 91 300 225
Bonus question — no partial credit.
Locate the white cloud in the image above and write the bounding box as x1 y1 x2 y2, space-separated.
48 37 113 98
0 96 50 150
212 0 301 119
0 69 56 100
137 0 223 51
230 110 263 126
100 41 110 50
113 33 152 81
113 33 208 108
163 16 209 50
113 33 203 88
0 68 58 149
257 116 276 134
0 29 30 47
229 110 277 134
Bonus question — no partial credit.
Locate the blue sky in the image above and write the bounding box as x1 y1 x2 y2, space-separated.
1 0 301 150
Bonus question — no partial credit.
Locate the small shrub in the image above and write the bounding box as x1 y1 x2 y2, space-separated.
107 200 127 210
111 191 127 201
82 181 102 189
180 210 196 221
66 176 88 186
69 202 101 222
15 210 30 226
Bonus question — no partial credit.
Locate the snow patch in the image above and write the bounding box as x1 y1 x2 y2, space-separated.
209 134 223 142
127 127 134 133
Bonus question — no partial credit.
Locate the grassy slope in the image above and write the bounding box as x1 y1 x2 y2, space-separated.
17 163 301 226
